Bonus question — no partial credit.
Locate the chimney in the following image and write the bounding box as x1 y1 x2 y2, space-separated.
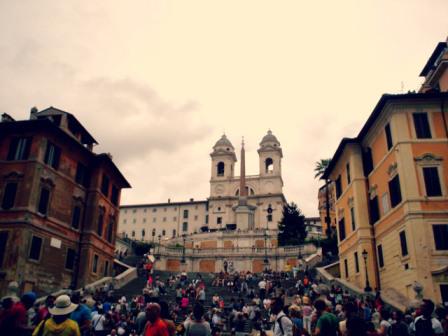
168 198 171 203
190 198 194 202
30 107 38 120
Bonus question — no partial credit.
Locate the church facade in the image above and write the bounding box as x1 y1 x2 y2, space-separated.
119 131 287 240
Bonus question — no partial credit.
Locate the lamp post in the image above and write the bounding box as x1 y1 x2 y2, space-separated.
181 234 186 263
362 249 372 292
156 234 161 260
264 204 273 266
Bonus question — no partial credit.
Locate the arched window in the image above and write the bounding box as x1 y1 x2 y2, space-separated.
162 229 166 236
142 229 145 237
265 158 274 173
152 228 156 236
217 162 225 176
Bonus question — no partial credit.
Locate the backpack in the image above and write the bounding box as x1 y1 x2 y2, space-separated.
415 317 434 336
277 315 300 336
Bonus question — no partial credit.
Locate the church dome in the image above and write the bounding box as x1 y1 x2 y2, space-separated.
260 130 280 147
213 134 235 152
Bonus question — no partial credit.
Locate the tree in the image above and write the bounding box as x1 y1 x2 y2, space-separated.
314 158 332 179
278 202 307 246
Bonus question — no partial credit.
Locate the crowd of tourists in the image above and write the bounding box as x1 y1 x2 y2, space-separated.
1 267 447 336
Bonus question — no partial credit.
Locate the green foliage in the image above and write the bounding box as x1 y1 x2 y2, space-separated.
278 202 307 246
133 241 153 256
314 158 332 179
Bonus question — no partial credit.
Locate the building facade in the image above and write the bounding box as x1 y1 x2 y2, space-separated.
317 182 336 237
323 40 448 305
0 107 130 296
119 131 287 241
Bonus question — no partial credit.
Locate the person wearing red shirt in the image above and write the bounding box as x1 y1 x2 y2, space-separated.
0 291 36 335
144 303 169 336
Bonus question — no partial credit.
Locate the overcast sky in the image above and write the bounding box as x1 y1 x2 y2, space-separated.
1 1 447 216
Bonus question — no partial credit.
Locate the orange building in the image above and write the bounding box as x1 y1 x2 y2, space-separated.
323 40 448 305
318 182 336 237
0 107 130 295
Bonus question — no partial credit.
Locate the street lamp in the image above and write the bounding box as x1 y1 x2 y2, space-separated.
181 234 186 263
264 204 273 266
362 249 372 292
156 234 161 260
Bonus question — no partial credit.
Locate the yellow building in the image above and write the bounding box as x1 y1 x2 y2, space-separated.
323 39 448 306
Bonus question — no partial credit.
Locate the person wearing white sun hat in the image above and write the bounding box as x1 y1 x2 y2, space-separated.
32 294 80 336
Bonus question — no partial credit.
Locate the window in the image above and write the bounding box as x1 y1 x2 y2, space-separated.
346 163 351 184
217 162 225 176
104 260 109 277
97 208 105 236
143 218 146 223
111 186 119 206
423 167 442 197
338 218 346 241
362 148 374 176
182 222 188 232
399 231 408 256
344 259 349 278
350 207 356 231
142 229 145 237
123 219 127 224
37 187 50 215
162 230 166 236
152 229 156 237
152 208 157 213
354 252 359 273
369 196 380 224
377 244 384 268
172 229 176 238
92 254 99 273
164 208 167 212
133 209 136 213
0 232 9 267
29 236 43 261
65 248 76 270
385 123 393 150
335 176 342 199
433 225 448 250
381 193 390 215
132 230 135 237
44 141 61 169
1 182 17 210
265 158 274 173
7 137 32 161
389 174 402 207
173 216 177 221
267 214 273 222
71 205 82 229
205 215 208 224
106 218 114 243
217 217 222 225
194 215 198 221
133 218 136 224
183 210 189 219
163 217 167 222
101 175 110 196
152 218 156 223
75 163 89 187
413 113 432 139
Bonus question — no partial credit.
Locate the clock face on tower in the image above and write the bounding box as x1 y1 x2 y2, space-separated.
214 184 225 195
